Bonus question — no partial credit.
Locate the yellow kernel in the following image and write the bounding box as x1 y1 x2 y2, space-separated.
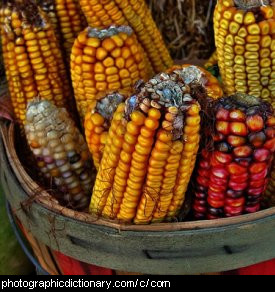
234 11 244 24
121 47 131 59
87 37 100 48
108 82 121 90
261 35 272 48
111 35 124 47
106 67 118 75
116 57 125 69
96 82 107 91
131 111 146 126
247 24 260 35
244 12 255 25
119 69 130 78
103 57 114 67
111 48 121 58
102 38 116 51
94 62 105 73
83 46 96 56
246 35 261 43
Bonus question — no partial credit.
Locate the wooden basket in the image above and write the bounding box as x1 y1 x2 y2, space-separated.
1 120 275 275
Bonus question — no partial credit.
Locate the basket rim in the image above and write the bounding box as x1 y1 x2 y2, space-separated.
2 121 275 233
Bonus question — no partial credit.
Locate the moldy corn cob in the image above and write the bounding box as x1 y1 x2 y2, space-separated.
90 65 222 224
79 0 173 75
84 92 126 169
71 25 149 121
36 0 87 64
167 64 224 101
193 93 275 219
25 100 94 210
214 0 275 107
0 0 74 128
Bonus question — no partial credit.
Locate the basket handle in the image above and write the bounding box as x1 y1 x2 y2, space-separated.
67 234 248 259
143 245 248 260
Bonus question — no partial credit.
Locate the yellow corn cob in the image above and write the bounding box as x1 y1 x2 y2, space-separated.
90 65 222 224
79 0 173 75
71 25 149 121
37 0 87 64
214 0 275 108
84 92 126 170
25 100 94 210
0 0 74 128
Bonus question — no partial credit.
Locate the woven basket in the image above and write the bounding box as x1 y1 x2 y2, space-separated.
1 119 275 275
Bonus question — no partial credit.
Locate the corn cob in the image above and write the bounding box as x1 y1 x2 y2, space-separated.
79 0 173 75
0 0 74 128
89 65 222 224
36 0 87 64
71 25 149 121
25 100 93 210
193 93 275 219
84 92 126 170
214 0 275 108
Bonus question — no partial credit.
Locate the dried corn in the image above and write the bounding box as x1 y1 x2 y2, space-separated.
214 0 275 107
0 0 74 128
71 25 149 121
90 65 222 224
25 100 93 210
193 93 275 219
84 92 126 170
37 0 87 64
79 0 173 75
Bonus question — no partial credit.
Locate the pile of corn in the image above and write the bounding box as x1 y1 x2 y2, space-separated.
89 65 222 224
25 100 93 210
78 0 173 75
0 0 73 127
0 0 274 223
193 93 275 219
214 0 275 108
36 0 87 65
71 26 149 120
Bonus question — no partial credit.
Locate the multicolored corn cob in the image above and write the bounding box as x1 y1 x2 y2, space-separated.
37 0 87 64
71 26 149 121
0 0 74 128
89 65 222 224
79 0 173 75
193 93 275 219
25 100 93 210
84 92 126 170
214 0 275 107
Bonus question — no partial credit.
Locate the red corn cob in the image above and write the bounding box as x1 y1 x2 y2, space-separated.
193 93 275 219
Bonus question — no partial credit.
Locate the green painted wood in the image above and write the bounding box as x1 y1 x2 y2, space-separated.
1 131 275 275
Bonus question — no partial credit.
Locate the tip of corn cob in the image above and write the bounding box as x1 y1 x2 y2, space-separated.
87 25 133 40
234 0 271 9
